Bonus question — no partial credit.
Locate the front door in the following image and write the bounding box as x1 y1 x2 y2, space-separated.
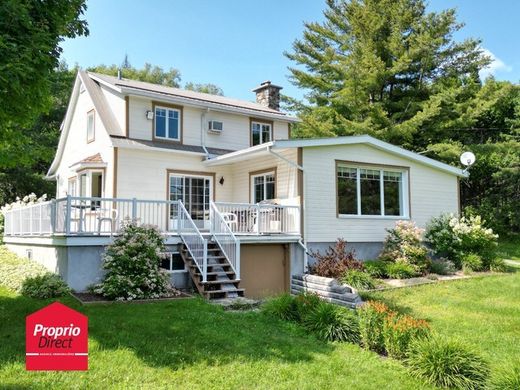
169 173 213 229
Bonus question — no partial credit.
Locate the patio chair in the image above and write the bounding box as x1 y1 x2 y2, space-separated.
221 212 238 232
96 208 119 236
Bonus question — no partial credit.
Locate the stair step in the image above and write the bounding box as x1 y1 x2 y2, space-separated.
190 264 232 270
200 279 240 285
196 271 236 276
204 289 245 295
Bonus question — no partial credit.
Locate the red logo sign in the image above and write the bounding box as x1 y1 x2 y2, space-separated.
26 302 88 371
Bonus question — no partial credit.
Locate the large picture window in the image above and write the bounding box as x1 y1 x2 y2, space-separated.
155 105 181 141
337 164 407 217
251 121 272 146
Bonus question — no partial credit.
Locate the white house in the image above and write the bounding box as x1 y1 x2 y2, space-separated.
2 70 466 299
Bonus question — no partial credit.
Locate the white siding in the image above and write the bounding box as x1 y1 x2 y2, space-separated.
100 84 125 136
303 144 459 242
55 84 115 198
127 96 290 150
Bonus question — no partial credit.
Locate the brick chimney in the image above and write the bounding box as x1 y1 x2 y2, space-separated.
252 81 283 111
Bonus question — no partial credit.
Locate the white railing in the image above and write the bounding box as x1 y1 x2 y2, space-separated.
3 196 180 236
3 201 54 236
178 200 208 282
210 202 240 279
213 202 300 235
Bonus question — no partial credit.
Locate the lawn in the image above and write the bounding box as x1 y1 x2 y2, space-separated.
0 286 429 389
497 235 520 261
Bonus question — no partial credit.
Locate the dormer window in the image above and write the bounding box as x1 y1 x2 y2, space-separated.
86 110 95 143
251 119 272 146
154 103 182 142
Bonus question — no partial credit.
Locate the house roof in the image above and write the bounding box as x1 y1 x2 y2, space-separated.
204 135 468 177
110 136 233 157
75 153 104 164
88 72 299 123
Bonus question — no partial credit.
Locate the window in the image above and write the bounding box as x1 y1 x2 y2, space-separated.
337 164 407 217
155 106 181 141
251 171 276 203
87 110 95 142
251 121 272 146
68 178 77 196
160 252 186 272
77 170 104 207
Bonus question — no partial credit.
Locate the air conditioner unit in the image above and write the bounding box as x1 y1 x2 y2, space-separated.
208 120 223 134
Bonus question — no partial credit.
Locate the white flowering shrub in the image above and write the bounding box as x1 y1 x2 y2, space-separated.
425 214 498 269
379 220 431 274
93 222 178 300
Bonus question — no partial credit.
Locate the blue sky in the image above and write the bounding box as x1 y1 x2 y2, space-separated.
61 0 520 102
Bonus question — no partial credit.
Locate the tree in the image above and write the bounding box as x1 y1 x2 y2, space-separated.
285 0 490 147
0 0 88 131
89 63 181 88
185 82 224 96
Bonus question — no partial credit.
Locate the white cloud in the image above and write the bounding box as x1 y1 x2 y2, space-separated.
479 48 512 80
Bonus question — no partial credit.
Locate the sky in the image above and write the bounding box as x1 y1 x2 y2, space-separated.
60 0 520 102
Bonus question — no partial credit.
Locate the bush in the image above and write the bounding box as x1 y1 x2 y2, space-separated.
383 313 430 360
462 253 483 273
407 337 489 389
0 247 50 292
21 274 70 299
386 263 418 279
358 301 393 353
92 223 176 300
303 301 360 343
308 239 364 279
490 364 520 390
363 260 389 278
294 291 322 320
341 269 376 290
430 258 457 275
262 293 299 321
489 258 508 273
379 221 431 274
425 214 498 269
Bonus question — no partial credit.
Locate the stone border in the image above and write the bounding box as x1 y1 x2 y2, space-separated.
291 274 363 308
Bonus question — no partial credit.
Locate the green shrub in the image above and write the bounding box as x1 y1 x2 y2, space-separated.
430 258 457 275
490 364 520 390
407 337 489 389
341 269 376 290
363 260 388 278
262 293 299 321
379 221 431 274
425 214 498 269
308 239 364 279
0 247 49 292
21 274 70 299
386 263 418 279
489 258 508 273
383 313 430 360
462 253 483 273
92 223 175 300
294 291 322 320
358 301 393 353
303 301 360 343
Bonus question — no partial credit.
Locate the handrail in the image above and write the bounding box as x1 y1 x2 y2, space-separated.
177 200 208 282
210 201 240 279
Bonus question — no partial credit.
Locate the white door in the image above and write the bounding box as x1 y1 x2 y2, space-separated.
169 173 213 229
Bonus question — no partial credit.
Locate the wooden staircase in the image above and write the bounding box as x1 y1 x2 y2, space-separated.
180 241 245 300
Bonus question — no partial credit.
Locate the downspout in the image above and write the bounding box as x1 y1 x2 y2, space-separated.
201 108 210 159
268 146 309 272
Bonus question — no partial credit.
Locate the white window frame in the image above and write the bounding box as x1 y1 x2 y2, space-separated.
250 171 276 203
76 169 105 198
86 110 95 143
337 164 409 219
160 252 187 273
251 121 272 146
68 177 77 196
155 106 181 141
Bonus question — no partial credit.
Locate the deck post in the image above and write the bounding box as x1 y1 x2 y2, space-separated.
203 239 208 283
131 198 137 222
235 242 240 279
65 195 71 235
50 199 56 234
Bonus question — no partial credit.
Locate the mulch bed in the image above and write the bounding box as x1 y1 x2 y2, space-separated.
71 291 193 304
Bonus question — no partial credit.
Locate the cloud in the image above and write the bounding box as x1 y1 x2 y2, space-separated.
479 48 512 80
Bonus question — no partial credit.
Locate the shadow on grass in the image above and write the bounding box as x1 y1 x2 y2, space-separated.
0 292 333 371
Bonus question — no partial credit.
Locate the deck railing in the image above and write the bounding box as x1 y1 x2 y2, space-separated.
210 201 240 279
3 196 179 236
213 202 300 235
178 200 207 282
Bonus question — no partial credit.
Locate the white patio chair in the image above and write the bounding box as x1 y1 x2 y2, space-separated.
221 212 238 232
96 208 119 236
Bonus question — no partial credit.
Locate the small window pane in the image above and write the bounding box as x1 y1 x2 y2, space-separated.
360 169 381 215
171 253 184 271
168 111 179 139
87 112 95 141
337 167 357 215
384 171 402 216
262 124 271 143
155 108 166 138
252 123 261 146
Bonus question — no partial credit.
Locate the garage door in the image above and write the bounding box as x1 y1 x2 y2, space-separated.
240 244 289 299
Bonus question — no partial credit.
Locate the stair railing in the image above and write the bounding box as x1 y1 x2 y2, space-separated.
210 201 240 279
177 200 208 282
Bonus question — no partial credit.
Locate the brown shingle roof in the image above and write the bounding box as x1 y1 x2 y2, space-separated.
75 153 104 165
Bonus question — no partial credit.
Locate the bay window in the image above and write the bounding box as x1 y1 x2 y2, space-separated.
337 163 408 217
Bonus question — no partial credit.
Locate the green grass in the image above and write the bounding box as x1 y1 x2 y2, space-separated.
0 287 429 389
497 235 520 261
